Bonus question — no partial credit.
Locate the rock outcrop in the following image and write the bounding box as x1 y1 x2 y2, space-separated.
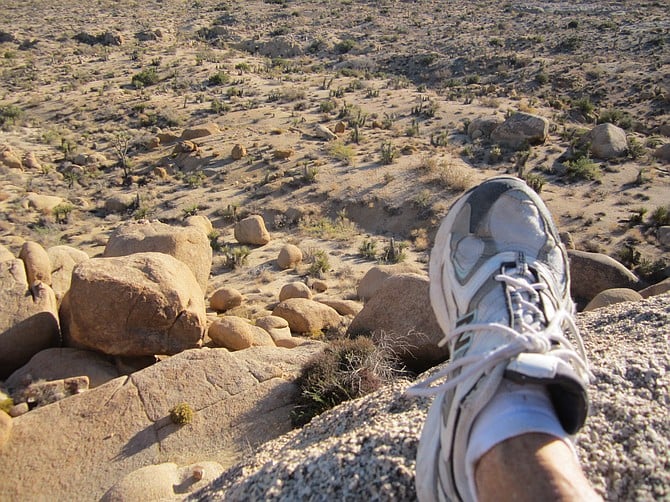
103 220 212 293
348 273 447 371
60 253 206 356
0 259 60 379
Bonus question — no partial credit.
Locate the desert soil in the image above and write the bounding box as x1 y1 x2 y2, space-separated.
1 0 668 307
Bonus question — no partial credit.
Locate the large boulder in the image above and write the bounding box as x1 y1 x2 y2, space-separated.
19 241 51 287
0 411 11 449
60 253 206 357
103 220 212 293
468 116 502 140
255 316 292 344
279 282 312 301
357 263 423 301
24 192 64 213
209 287 243 312
490 112 549 148
5 348 119 392
180 123 220 141
208 316 274 350
272 298 342 334
0 259 60 379
46 245 89 302
277 244 303 269
583 288 643 311
640 277 670 298
0 244 14 262
348 273 447 371
568 249 641 306
234 215 271 246
589 123 628 159
0 343 324 500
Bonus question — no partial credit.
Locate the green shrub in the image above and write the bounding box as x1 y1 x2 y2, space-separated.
358 239 378 260
52 202 74 224
380 238 407 264
380 141 396 165
169 403 194 425
0 104 24 126
565 156 601 181
291 337 395 426
308 249 330 277
524 172 545 194
207 71 230 86
597 109 633 129
650 205 670 227
131 68 159 88
335 38 356 54
329 142 355 165
220 244 250 269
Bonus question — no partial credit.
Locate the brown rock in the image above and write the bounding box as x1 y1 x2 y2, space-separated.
172 140 199 154
104 193 137 214
279 282 312 301
16 376 89 408
184 215 213 236
357 263 424 301
231 144 247 160
60 253 206 357
639 277 670 299
311 279 328 293
589 123 628 159
255 315 292 342
180 123 220 141
19 241 51 287
272 298 341 334
157 132 180 144
5 347 119 392
47 245 89 302
1 148 22 169
277 244 303 269
348 273 447 372
0 259 60 379
273 148 294 160
0 411 11 448
317 298 362 317
104 220 212 293
467 116 502 140
208 316 274 350
25 193 64 213
584 288 643 311
23 152 42 170
234 215 271 246
0 343 323 500
568 249 641 306
0 244 14 261
490 112 549 148
334 121 346 134
209 287 243 312
147 136 161 149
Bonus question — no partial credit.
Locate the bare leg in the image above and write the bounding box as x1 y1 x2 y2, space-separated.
475 433 601 502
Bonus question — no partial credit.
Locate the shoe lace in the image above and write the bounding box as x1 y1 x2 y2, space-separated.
408 264 593 397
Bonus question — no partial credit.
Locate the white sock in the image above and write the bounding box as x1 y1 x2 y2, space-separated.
464 380 576 499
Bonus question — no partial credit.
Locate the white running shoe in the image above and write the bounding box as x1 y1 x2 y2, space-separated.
409 176 592 502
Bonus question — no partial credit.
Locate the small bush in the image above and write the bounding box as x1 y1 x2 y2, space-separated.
650 205 670 227
319 99 338 114
169 403 194 425
291 337 396 426
358 239 378 260
131 68 159 88
52 202 74 224
329 142 355 165
335 38 356 54
565 156 601 181
308 249 330 277
0 104 24 126
220 244 250 269
207 71 230 86
524 172 545 194
380 141 396 165
380 238 407 264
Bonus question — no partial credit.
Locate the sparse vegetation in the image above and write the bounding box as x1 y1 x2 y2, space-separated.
169 403 194 425
131 67 159 88
291 337 397 426
328 142 355 165
565 156 601 181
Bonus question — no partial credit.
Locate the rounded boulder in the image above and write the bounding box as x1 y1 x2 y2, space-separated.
60 252 206 357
